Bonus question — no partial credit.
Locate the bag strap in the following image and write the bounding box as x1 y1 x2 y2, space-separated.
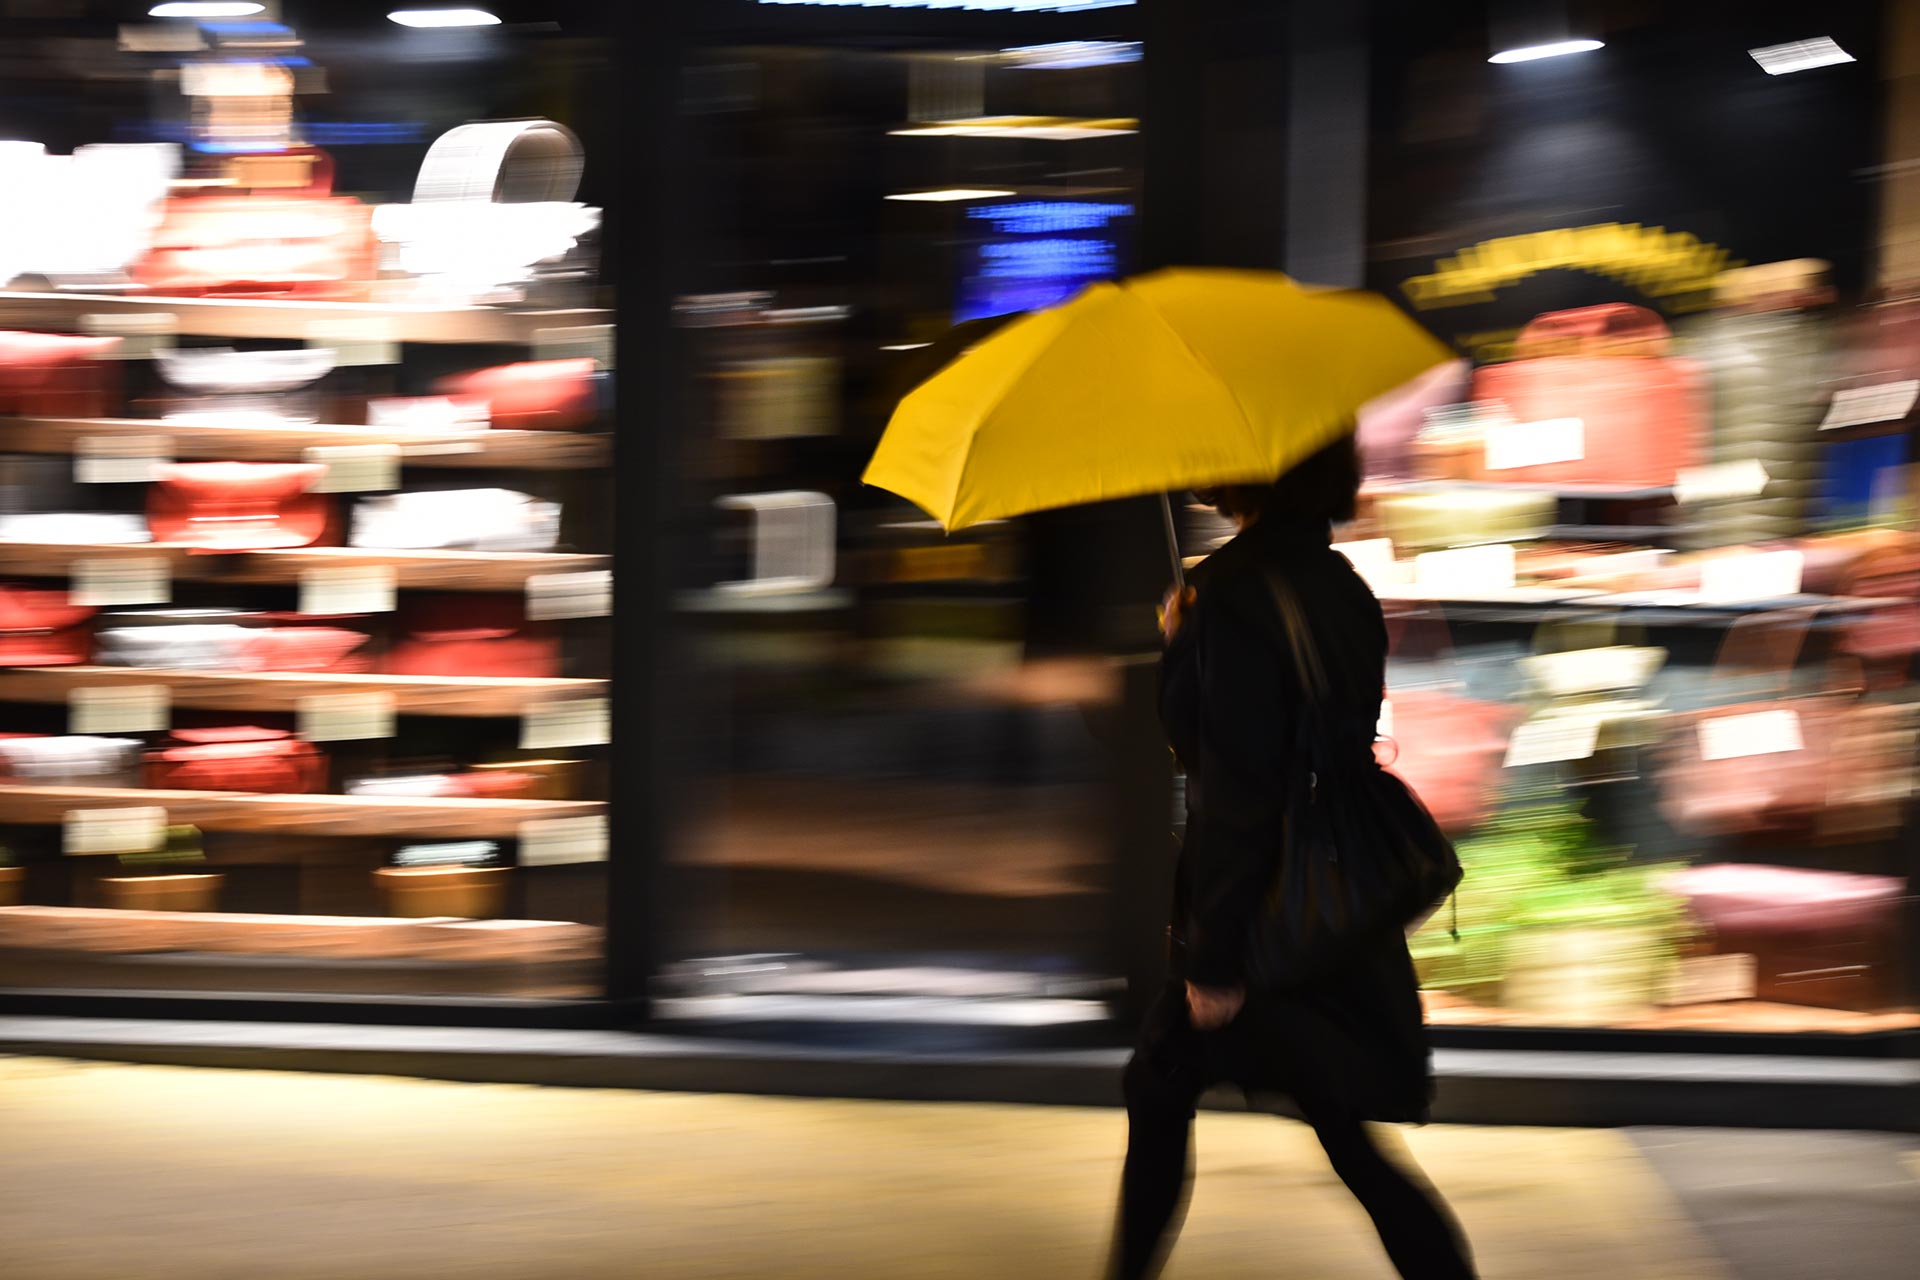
1265 570 1331 708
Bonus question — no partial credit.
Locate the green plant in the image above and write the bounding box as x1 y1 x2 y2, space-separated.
1411 791 1690 1001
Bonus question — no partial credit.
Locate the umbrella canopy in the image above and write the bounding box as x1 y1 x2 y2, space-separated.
864 267 1455 531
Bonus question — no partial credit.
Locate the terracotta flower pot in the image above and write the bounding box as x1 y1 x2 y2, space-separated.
375 866 509 919
100 873 224 913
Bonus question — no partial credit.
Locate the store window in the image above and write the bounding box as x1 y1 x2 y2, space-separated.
658 37 1147 1026
0 7 613 1000
1363 5 1916 1034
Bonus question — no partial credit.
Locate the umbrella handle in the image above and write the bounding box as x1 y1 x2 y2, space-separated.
1160 491 1185 591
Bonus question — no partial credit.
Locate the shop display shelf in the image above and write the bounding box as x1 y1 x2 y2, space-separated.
0 291 611 346
0 785 604 840
0 542 609 592
0 667 604 718
0 416 609 471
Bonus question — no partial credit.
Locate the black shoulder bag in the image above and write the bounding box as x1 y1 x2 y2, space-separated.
1246 573 1462 991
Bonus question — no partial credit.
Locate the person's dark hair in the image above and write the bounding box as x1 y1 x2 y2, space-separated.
1198 430 1361 526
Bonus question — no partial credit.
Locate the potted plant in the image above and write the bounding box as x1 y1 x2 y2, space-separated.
99 825 223 913
1412 794 1688 1025
375 841 509 919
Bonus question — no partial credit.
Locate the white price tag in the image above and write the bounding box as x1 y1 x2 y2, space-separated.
527 569 612 621
534 324 615 371
521 697 611 751
1504 714 1603 767
1699 550 1804 604
298 692 397 742
70 684 169 735
1377 698 1394 741
1484 417 1584 471
1664 953 1758 1006
65 806 167 856
306 320 397 368
1675 459 1771 505
519 813 609 866
75 435 169 485
1698 708 1804 761
1822 380 1920 431
305 444 400 494
1332 538 1397 592
1523 646 1667 698
298 565 396 616
367 396 489 433
1414 544 1517 595
71 557 170 608
80 312 177 360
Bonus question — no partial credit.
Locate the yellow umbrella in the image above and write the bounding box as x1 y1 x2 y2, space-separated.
864 268 1455 556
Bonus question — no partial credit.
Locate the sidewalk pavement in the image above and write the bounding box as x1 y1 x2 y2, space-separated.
2 1054 1915 1279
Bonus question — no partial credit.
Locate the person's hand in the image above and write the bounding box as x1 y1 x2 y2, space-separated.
1185 981 1245 1030
1159 586 1196 645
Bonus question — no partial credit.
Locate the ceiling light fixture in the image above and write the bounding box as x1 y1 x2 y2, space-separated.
1002 41 1143 70
1749 37 1855 76
387 7 501 27
149 2 266 15
1489 38 1605 64
890 116 1138 141
886 188 1016 203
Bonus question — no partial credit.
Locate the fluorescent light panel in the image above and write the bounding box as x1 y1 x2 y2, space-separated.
886 188 1015 203
1489 38 1605 64
149 2 264 15
388 7 501 26
1003 40 1143 69
1749 37 1855 76
890 115 1138 141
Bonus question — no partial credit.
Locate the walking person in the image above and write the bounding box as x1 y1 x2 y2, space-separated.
1112 434 1477 1280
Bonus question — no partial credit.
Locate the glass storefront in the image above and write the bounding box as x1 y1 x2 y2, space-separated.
0 3 614 1000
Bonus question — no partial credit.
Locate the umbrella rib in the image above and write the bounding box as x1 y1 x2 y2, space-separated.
1126 288 1269 483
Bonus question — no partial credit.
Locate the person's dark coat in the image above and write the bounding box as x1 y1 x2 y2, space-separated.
1153 513 1433 1123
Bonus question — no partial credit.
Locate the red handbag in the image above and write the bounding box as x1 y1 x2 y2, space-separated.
240 627 371 674
145 726 327 794
438 358 597 431
1470 304 1707 487
1377 608 1516 836
0 584 95 667
1667 864 1906 1010
148 462 335 550
0 331 122 417
130 195 376 299
381 595 560 678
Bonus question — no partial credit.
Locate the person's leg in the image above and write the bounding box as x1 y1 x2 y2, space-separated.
1306 1107 1476 1280
1110 1000 1207 1280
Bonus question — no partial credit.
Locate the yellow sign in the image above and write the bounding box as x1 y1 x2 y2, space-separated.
1402 223 1740 312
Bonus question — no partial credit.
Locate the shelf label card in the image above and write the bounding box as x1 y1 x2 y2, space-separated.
305 444 400 494
1504 714 1603 767
70 683 169 735
65 806 167 856
1699 550 1804 604
527 568 612 621
533 324 615 371
519 813 609 866
1415 544 1517 595
79 312 177 360
1698 708 1804 761
298 692 397 742
75 434 169 485
521 697 611 751
306 318 398 368
1822 380 1920 431
1663 953 1759 1005
71 557 170 608
298 565 396 616
1675 459 1770 505
1484 417 1584 471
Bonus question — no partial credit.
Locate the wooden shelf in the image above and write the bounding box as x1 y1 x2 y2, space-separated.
0 543 608 592
0 416 608 470
0 668 604 718
0 291 610 346
0 785 603 839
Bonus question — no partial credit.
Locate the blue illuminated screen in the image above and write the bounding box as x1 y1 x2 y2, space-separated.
956 200 1132 323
